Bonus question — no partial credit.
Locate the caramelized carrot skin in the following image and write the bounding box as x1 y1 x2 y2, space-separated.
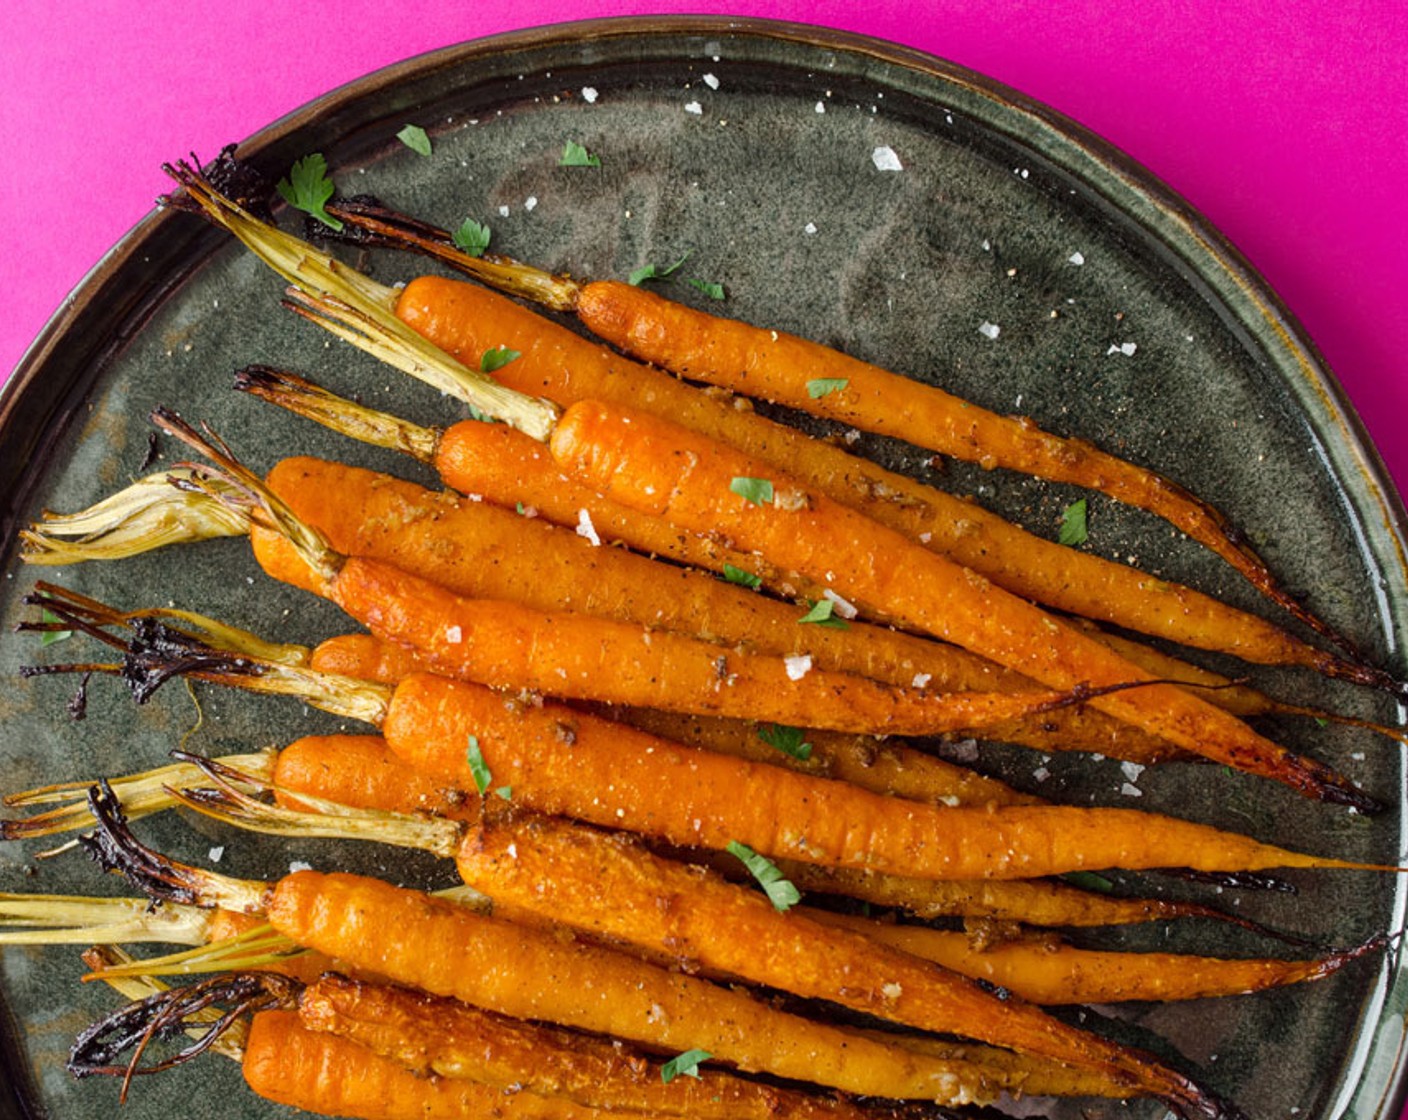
398 273 1345 674
330 554 1086 738
381 672 1339 878
299 973 868 1120
272 733 474 820
453 814 1219 1116
262 871 989 1100
244 1010 612 1120
547 400 1368 806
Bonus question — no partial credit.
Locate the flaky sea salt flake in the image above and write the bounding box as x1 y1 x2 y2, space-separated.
871 145 903 172
978 321 1001 341
576 509 602 546
685 101 703 115
581 87 599 103
785 654 813 681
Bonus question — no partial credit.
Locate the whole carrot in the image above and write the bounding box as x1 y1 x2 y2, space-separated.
547 400 1378 809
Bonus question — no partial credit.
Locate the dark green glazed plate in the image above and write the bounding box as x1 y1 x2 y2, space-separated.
1 17 1405 1120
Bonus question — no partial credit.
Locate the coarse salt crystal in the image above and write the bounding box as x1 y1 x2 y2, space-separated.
289 861 313 874
911 673 931 688
525 196 538 211
822 589 858 619
785 654 813 681
804 221 817 235
918 532 931 543
978 321 1001 340
1120 760 1145 782
1108 342 1138 357
703 73 719 89
581 87 599 103
1068 251 1085 265
881 982 903 999
507 843 518 858
1120 782 1143 797
871 145 902 172
498 205 510 217
815 101 826 114
685 101 703 115
576 509 601 546
445 625 463 644
208 846 225 863
1032 767 1050 783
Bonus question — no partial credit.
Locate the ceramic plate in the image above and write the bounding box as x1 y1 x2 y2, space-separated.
1 17 1405 1120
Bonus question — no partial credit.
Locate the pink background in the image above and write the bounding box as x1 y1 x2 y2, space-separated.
2 2 1405 504
0 2 1406 1111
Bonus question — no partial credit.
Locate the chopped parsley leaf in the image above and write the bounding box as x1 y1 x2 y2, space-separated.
1061 871 1114 893
494 785 513 801
660 1049 712 1083
806 378 849 399
397 124 432 156
275 153 343 231
452 218 492 257
465 735 492 796
687 278 726 301
629 251 691 286
798 599 848 629
560 140 601 167
39 609 72 647
727 841 801 911
757 723 812 762
1058 498 1088 546
480 346 522 373
729 477 774 505
721 564 762 590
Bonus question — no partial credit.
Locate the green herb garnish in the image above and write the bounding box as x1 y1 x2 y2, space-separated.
629 251 691 286
687 278 726 301
494 786 513 801
1062 871 1114 893
452 218 492 257
560 140 601 167
397 124 432 156
806 378 849 399
727 841 801 911
798 599 848 629
39 609 72 647
757 724 812 762
1058 498 1088 546
660 1049 713 1083
275 153 343 231
721 564 762 590
466 735 492 796
480 346 522 373
729 477 774 505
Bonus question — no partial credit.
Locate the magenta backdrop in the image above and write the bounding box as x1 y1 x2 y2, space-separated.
0 0 1407 1112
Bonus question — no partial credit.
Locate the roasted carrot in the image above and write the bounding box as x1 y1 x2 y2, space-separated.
80 796 1047 1105
803 910 1382 1004
26 586 1391 880
165 161 1396 694
325 193 1371 671
155 785 1240 1120
547 400 1378 809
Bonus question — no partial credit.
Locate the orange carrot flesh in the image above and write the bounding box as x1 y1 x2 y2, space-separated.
298 973 874 1120
571 277 1334 647
272 733 474 820
244 1009 619 1120
547 399 1373 809
308 633 1044 808
381 671 1372 877
806 911 1380 1004
262 870 1006 1101
396 273 1368 680
323 552 1101 739
452 813 1229 1119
